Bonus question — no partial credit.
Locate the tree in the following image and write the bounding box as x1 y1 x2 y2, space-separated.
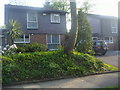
118 18 120 50
44 0 51 8
44 0 70 12
75 1 93 54
64 0 77 55
8 0 27 6
5 20 22 45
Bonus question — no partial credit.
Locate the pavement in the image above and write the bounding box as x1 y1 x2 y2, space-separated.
3 72 119 89
3 50 119 89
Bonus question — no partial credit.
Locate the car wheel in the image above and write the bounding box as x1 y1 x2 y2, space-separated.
101 49 107 55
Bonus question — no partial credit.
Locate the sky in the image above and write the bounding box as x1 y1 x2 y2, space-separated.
0 0 119 27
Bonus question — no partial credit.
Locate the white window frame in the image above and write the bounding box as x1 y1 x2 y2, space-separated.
111 21 117 33
27 12 38 29
46 34 61 50
51 13 60 23
104 36 113 44
14 34 30 43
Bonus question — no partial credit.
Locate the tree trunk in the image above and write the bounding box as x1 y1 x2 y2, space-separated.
118 2 120 50
64 1 77 55
118 18 120 50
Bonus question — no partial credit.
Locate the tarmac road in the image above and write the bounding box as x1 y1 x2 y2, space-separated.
95 50 119 68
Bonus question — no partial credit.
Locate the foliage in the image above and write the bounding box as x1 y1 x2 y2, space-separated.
80 0 94 14
8 0 27 6
16 43 47 53
2 44 17 56
44 0 70 12
5 19 23 45
2 43 46 55
2 50 113 84
75 9 93 54
103 64 118 71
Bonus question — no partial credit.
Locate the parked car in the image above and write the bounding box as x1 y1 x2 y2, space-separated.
93 40 107 55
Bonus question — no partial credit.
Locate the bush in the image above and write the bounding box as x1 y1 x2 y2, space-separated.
75 10 93 54
16 43 46 53
2 44 17 56
2 50 107 84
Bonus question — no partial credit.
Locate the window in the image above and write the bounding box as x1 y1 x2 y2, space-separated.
14 34 30 43
111 21 117 33
51 13 60 23
104 37 113 43
92 37 98 41
47 34 60 50
27 12 38 29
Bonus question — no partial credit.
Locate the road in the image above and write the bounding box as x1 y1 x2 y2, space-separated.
95 50 119 68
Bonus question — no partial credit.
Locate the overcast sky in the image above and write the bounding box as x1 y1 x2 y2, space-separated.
0 0 119 26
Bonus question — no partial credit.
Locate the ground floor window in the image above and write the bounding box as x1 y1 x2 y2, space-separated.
47 34 60 50
104 36 113 43
14 34 30 43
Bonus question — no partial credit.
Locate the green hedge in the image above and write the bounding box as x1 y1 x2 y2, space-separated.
16 43 47 53
2 50 106 84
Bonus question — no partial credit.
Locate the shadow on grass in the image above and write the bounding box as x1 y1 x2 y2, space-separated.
94 85 120 90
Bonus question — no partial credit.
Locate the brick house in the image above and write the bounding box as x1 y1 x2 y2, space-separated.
5 4 67 50
87 14 118 50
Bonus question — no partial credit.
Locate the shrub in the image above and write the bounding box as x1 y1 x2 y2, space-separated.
2 50 107 84
2 44 17 56
75 10 93 55
16 43 46 53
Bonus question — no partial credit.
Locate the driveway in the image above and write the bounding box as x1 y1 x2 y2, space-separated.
95 50 119 68
4 72 119 88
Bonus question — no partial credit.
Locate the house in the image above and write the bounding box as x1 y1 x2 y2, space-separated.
5 4 67 50
0 28 7 49
87 14 118 50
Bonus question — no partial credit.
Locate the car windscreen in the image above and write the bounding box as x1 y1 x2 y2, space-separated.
94 41 105 46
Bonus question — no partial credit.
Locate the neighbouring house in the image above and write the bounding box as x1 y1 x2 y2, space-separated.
0 28 7 49
5 4 67 50
87 14 118 50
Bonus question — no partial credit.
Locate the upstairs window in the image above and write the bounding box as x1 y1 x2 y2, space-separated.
47 34 60 50
111 21 117 33
27 12 38 29
51 13 60 23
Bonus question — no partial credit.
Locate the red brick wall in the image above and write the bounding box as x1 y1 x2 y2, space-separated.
30 34 46 45
30 34 66 47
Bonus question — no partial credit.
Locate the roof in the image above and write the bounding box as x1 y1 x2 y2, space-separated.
5 4 67 14
87 13 118 20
